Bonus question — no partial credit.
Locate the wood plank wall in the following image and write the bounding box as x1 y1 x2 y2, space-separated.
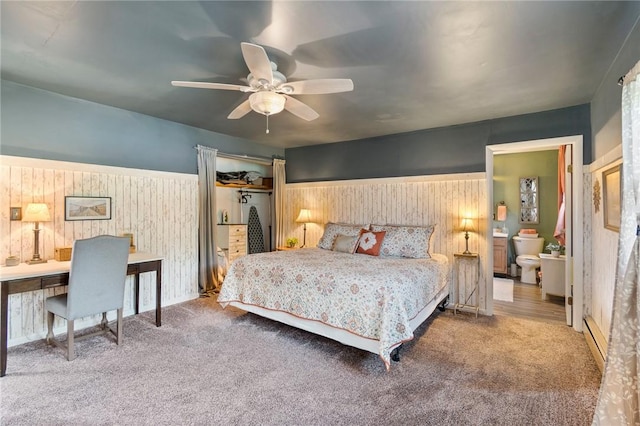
589 161 620 341
1 156 199 346
282 173 489 310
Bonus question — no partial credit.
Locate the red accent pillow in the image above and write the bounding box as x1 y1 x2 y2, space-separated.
356 230 386 256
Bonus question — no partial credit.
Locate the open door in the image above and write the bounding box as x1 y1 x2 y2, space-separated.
563 145 573 326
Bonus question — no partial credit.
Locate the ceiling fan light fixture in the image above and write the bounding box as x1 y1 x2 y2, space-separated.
249 91 285 116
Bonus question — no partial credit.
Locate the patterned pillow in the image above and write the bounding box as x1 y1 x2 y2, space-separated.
371 224 435 258
332 234 360 253
317 223 369 250
356 230 386 256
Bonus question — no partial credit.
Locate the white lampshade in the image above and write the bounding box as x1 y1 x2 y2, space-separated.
461 217 475 232
23 203 51 222
295 209 312 223
249 91 286 116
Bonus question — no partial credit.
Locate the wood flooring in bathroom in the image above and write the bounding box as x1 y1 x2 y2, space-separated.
493 276 567 326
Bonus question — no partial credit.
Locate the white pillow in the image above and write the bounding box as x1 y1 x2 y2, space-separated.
370 224 435 258
317 223 368 250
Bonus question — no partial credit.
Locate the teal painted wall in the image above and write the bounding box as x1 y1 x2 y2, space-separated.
493 149 559 265
590 7 640 159
286 105 591 183
0 80 284 174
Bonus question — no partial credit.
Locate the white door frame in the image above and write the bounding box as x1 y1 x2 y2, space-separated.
485 135 584 332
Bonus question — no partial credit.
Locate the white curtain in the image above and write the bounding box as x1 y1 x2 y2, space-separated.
196 145 220 294
593 60 640 425
273 159 287 249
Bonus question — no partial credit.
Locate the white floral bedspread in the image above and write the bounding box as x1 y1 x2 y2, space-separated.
218 248 450 368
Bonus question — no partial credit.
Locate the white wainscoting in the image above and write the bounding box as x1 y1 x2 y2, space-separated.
582 172 593 319
1 156 199 346
283 173 488 310
588 154 622 342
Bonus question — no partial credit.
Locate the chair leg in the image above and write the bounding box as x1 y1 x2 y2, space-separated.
46 312 55 345
66 319 76 361
116 308 123 345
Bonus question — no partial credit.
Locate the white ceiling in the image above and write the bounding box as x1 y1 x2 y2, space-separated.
2 1 638 149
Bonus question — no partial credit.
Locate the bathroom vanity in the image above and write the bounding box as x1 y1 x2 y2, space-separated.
493 232 508 275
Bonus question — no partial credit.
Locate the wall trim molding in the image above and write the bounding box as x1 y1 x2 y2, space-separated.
584 316 607 373
0 155 197 181
286 172 486 188
588 144 623 173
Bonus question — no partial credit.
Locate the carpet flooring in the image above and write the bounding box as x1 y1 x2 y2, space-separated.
1 296 601 425
493 277 515 302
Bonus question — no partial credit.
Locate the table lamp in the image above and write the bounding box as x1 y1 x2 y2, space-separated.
461 217 475 254
295 208 312 248
23 203 51 264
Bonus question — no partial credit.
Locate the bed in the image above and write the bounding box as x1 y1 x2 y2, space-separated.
218 223 450 369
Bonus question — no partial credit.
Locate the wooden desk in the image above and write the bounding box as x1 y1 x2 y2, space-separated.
0 252 163 377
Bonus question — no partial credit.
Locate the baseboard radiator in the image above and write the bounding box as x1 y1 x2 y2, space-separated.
584 316 607 373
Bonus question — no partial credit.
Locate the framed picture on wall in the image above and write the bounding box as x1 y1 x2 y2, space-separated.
65 196 112 221
603 164 621 232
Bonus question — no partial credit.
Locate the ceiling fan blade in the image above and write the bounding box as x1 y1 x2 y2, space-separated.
280 79 354 95
283 95 319 121
227 100 253 119
241 42 274 85
171 81 251 92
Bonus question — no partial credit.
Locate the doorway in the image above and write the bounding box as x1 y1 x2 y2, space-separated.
485 135 584 332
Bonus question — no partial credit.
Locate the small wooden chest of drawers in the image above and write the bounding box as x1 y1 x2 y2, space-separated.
217 224 247 262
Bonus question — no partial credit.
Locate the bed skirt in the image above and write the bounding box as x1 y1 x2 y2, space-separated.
226 285 449 365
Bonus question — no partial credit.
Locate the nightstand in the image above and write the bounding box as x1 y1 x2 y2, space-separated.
453 253 480 318
217 224 247 262
276 246 299 251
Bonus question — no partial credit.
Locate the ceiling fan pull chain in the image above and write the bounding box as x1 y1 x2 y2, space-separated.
266 114 270 134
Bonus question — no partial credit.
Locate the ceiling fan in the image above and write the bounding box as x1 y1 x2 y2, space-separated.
172 42 354 133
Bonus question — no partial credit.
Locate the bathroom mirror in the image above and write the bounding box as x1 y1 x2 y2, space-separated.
519 176 539 224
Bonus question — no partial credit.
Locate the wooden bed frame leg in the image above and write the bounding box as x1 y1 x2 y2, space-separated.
391 345 402 362
437 295 449 312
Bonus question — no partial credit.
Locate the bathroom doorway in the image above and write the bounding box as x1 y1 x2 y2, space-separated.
485 135 584 332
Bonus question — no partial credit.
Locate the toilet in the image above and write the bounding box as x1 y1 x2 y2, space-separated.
512 236 545 284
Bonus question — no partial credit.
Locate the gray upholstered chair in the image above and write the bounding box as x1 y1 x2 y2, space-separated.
46 235 130 361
